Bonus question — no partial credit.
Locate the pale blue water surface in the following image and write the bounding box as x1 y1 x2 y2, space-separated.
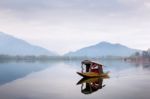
0 60 150 99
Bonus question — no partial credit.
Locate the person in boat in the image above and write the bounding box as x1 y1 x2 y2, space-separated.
91 62 103 74
81 60 103 74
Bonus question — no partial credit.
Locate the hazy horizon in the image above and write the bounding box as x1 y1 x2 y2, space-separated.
0 0 150 54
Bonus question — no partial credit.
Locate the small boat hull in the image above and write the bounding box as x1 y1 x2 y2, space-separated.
77 72 109 78
77 77 100 85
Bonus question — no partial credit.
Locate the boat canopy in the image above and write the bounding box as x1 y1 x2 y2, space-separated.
81 60 102 67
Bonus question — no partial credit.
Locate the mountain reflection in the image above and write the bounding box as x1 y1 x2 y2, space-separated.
77 77 106 94
0 61 56 86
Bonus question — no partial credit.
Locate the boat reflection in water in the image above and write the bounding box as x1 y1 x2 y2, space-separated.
77 77 106 94
76 60 109 94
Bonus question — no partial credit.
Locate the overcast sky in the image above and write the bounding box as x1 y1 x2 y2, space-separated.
0 0 150 54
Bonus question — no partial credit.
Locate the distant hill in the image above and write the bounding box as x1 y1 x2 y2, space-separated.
0 32 57 56
65 41 139 57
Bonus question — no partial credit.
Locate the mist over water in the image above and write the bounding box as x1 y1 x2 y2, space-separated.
0 60 150 99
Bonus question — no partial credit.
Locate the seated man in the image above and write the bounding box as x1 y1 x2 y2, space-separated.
91 63 103 74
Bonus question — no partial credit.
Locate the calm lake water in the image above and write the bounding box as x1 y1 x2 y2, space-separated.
0 60 150 99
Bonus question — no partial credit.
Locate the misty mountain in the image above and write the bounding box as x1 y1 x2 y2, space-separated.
65 41 139 57
0 32 57 56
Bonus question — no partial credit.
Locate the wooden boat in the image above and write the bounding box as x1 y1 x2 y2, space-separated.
77 71 109 78
77 60 109 78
